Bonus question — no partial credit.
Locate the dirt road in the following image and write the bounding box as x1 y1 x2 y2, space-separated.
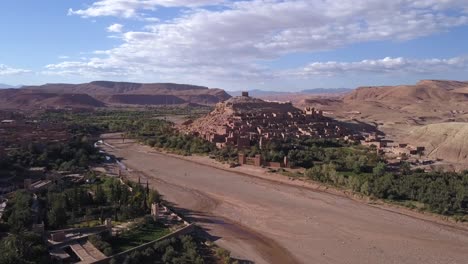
102 135 468 264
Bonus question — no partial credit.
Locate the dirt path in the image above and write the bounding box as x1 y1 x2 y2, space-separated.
102 134 468 264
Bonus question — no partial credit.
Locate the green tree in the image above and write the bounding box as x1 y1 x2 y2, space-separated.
400 162 411 175
373 162 387 177
95 184 107 205
147 190 161 206
0 232 49 264
6 191 32 233
47 193 67 229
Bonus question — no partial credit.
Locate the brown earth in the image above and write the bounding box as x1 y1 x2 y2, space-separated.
295 80 468 166
101 133 468 264
300 80 468 124
405 122 468 169
0 81 231 109
343 80 468 103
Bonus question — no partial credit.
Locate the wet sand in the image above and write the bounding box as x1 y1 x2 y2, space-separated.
102 134 468 264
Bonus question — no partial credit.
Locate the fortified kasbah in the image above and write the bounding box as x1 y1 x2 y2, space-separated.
182 92 358 149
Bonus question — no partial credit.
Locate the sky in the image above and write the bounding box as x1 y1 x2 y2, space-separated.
0 0 468 91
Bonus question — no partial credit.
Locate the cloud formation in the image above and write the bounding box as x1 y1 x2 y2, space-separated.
56 0 468 82
107 23 124 32
69 0 225 18
0 64 31 76
287 57 468 77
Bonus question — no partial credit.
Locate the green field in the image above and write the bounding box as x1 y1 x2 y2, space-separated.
110 223 171 253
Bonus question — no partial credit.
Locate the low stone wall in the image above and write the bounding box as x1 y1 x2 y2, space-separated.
48 226 109 248
91 224 196 264
49 225 108 235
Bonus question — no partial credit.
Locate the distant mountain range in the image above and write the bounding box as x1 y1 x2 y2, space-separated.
0 81 231 109
228 88 351 97
301 88 352 94
0 83 20 89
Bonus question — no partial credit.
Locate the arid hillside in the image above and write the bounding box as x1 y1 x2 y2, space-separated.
0 81 231 109
344 80 468 104
300 80 468 126
298 80 468 167
405 123 468 168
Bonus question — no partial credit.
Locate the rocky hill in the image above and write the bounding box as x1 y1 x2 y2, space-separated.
0 81 231 109
405 123 468 168
187 96 300 131
183 94 325 136
180 93 338 138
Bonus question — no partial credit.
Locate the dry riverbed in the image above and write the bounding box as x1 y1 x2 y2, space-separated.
101 133 468 264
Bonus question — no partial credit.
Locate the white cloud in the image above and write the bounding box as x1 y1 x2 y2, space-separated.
44 60 132 78
55 0 468 82
0 64 31 76
287 56 468 77
69 0 225 18
107 23 124 32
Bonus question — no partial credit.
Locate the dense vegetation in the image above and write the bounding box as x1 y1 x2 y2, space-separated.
0 176 162 263
0 191 51 264
2 191 33 233
0 231 50 264
304 165 468 216
0 108 223 264
41 109 217 156
107 235 207 264
0 114 107 264
0 136 103 176
243 138 374 167
41 107 210 135
43 176 161 229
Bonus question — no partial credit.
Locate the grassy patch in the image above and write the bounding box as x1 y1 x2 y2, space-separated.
109 222 171 253
70 219 102 228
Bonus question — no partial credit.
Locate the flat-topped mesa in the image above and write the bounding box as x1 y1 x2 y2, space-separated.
0 81 232 109
184 95 353 149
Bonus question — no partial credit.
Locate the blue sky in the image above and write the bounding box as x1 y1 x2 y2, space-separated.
0 0 467 91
